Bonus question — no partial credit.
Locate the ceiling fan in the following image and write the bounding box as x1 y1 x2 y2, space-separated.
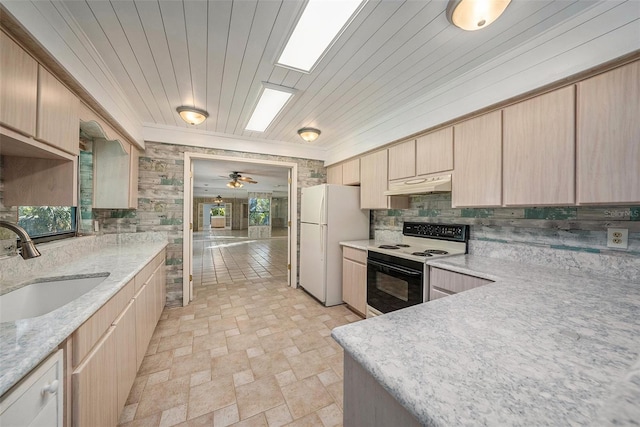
226 171 257 188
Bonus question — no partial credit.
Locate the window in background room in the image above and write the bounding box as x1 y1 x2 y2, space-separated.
249 198 271 226
211 206 225 217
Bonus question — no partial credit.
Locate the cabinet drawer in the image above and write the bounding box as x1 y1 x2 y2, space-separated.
430 267 492 294
0 350 63 427
135 251 165 293
343 246 367 264
72 278 134 366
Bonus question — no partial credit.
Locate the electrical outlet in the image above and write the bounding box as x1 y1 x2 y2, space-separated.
94 221 99 232
607 228 628 249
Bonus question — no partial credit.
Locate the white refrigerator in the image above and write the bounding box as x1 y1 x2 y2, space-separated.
299 184 369 306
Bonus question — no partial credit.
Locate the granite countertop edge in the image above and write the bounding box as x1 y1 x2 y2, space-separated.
339 239 374 251
332 254 640 426
0 240 168 396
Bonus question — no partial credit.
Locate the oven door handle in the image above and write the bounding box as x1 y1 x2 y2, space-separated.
367 259 422 277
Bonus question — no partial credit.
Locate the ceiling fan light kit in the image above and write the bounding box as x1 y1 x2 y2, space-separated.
446 0 511 31
177 106 209 125
298 127 321 143
227 181 243 189
225 171 257 189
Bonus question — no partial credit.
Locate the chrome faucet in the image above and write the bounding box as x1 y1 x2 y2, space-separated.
0 221 41 259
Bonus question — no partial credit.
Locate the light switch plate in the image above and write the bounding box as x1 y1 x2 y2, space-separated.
607 228 628 249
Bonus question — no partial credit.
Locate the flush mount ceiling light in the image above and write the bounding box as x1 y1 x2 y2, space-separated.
297 127 321 143
277 0 366 73
245 84 296 132
176 106 209 125
446 0 511 31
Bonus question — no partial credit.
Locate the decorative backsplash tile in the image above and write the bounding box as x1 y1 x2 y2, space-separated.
373 193 640 271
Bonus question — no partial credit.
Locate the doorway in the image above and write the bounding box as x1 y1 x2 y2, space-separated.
182 153 298 306
200 202 232 230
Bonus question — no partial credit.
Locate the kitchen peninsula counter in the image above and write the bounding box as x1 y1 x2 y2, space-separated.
0 232 168 396
332 255 640 426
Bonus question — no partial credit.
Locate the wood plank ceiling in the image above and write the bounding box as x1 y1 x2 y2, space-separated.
48 0 637 152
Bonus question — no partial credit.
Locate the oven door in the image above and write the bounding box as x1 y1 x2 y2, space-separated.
366 252 424 314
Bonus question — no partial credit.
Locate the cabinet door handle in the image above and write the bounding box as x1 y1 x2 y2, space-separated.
41 379 59 395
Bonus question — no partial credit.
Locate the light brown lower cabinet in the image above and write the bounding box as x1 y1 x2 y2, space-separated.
134 281 154 370
342 247 367 316
429 267 492 300
72 327 118 427
69 250 165 427
113 301 137 415
154 263 166 323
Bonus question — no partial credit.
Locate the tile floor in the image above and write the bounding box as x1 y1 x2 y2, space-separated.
119 230 361 426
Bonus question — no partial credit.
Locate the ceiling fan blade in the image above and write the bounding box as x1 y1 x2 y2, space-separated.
237 175 254 182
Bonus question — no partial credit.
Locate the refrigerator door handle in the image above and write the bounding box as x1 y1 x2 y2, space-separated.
320 191 326 225
320 224 324 256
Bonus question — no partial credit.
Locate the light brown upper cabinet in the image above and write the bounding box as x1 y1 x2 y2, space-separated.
327 158 360 185
452 111 502 207
576 60 640 204
360 149 408 210
37 66 79 155
327 164 343 184
416 127 453 176
388 140 416 181
503 86 575 206
0 31 38 137
1 32 76 207
93 140 139 209
342 158 360 185
80 105 139 209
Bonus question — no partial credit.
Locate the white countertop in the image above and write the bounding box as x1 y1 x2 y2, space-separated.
332 254 640 426
0 234 167 396
339 239 374 251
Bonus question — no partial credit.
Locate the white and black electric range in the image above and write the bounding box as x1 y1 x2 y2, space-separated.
366 222 469 317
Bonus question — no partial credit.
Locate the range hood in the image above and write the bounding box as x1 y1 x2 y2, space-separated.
384 174 452 196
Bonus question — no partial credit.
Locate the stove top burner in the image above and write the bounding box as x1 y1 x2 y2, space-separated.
378 245 400 249
412 252 433 257
396 244 410 248
411 249 449 257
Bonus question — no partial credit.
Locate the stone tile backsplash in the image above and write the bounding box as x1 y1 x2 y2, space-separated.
374 193 640 274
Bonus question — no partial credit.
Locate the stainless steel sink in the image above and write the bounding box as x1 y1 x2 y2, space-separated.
0 274 110 323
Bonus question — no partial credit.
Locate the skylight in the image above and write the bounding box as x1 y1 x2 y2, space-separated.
245 84 296 132
277 0 365 73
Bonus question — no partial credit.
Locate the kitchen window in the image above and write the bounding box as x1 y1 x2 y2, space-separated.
17 206 77 242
